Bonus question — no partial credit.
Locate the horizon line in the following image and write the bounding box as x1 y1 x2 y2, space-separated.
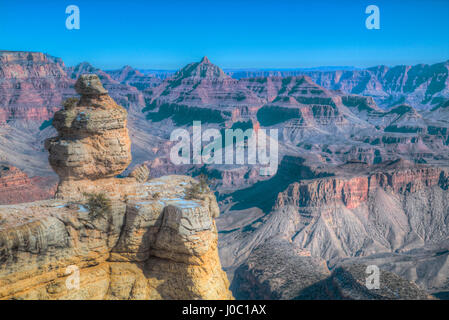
2 49 448 72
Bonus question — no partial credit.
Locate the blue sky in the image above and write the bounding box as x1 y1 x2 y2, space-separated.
1 0 448 70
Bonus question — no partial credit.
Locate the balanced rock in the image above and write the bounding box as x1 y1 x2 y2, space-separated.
45 74 131 194
74 73 108 95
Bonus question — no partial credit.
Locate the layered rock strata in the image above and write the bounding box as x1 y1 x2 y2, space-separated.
232 239 434 300
0 165 56 205
0 175 231 300
143 57 264 125
0 75 232 300
45 74 132 200
0 51 73 123
218 159 449 296
274 165 448 210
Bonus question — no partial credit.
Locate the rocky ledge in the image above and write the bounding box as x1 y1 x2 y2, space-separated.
0 175 231 300
0 74 232 300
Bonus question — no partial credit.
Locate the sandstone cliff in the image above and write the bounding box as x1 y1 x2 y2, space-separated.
0 51 73 123
0 74 232 300
0 165 56 205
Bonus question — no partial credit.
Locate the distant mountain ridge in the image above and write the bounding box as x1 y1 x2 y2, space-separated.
226 61 449 110
114 59 449 110
114 60 449 110
226 66 360 78
141 56 265 125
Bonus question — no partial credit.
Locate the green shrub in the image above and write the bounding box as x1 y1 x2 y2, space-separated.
153 192 161 199
185 174 210 200
63 97 79 110
83 193 112 219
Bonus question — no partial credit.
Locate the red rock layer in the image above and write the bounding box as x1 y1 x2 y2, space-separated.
0 51 74 123
0 166 56 204
275 167 448 210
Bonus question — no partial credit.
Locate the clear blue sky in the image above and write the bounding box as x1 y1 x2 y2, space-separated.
1 0 448 70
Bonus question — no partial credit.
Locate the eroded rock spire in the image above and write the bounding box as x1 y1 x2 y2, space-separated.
45 74 132 197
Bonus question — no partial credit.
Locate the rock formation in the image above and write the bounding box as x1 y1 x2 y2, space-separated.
45 74 132 199
0 51 73 123
66 62 147 112
231 238 331 299
321 264 435 300
2 52 449 183
232 239 434 300
236 60 449 110
0 52 149 181
143 57 264 125
274 162 447 210
0 74 232 300
106 65 162 90
0 165 56 205
219 158 449 297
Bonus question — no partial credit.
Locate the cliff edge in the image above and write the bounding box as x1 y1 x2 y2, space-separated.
0 74 233 300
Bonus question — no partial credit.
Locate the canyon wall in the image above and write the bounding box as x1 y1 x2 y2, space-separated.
0 165 56 205
0 51 73 123
219 159 449 296
275 165 447 210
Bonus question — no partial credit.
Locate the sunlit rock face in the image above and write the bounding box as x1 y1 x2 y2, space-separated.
0 75 232 300
0 175 232 300
45 74 132 183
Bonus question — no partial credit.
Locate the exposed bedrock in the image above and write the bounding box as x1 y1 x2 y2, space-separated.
0 74 232 300
219 159 449 296
45 74 132 185
0 165 56 205
232 239 434 300
0 176 231 300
